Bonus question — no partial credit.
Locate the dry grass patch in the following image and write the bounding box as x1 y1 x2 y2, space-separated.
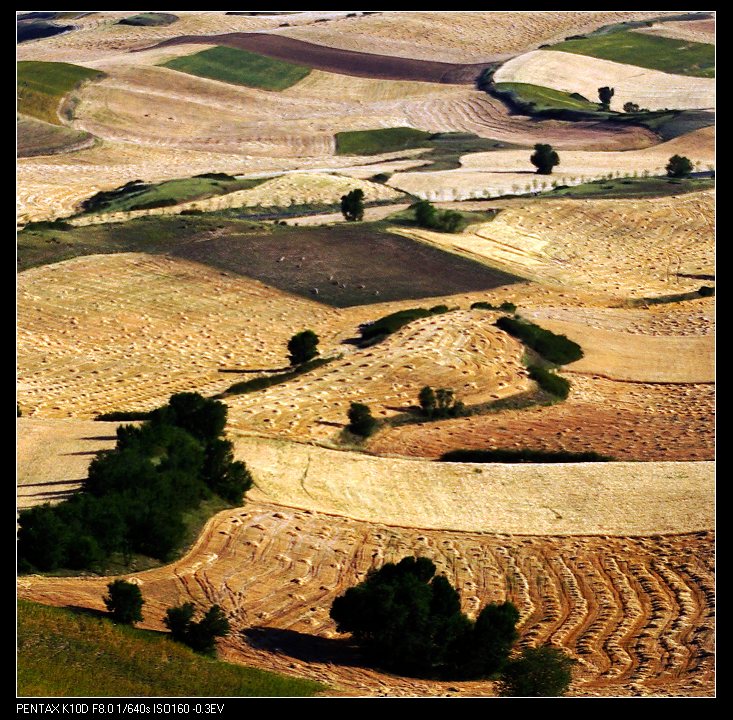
633 19 715 44
493 50 715 112
18 501 714 696
230 436 713 536
391 190 713 298
17 253 343 418
16 418 120 509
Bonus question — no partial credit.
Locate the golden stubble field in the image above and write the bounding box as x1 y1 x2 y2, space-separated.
18 500 715 696
391 190 714 296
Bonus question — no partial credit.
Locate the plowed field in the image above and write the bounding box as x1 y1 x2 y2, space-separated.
17 501 715 696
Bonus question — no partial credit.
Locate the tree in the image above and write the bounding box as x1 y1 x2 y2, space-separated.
340 188 364 221
330 556 519 679
347 402 377 437
418 386 437 417
413 200 463 233
623 101 640 113
104 579 144 625
666 154 693 178
164 602 230 656
598 86 614 110
497 645 575 697
530 144 559 175
203 438 253 504
287 330 319 366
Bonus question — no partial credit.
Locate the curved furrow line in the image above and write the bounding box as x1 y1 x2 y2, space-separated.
543 554 589 659
626 560 676 685
514 548 564 647
494 545 535 630
644 562 683 677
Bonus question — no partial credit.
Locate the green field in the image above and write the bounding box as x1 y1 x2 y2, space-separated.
80 174 267 215
18 600 327 697
17 61 105 125
118 12 178 26
493 83 600 112
336 128 522 170
548 30 714 77
161 46 311 91
544 175 715 200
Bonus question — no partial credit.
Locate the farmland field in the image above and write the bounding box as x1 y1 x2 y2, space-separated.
162 46 312 91
16 10 715 699
548 29 715 77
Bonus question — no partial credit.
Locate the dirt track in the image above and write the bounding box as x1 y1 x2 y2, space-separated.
17 501 715 696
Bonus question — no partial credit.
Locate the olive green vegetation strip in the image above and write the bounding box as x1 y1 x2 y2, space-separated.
161 46 311 91
548 30 714 77
18 600 327 697
17 61 105 125
493 83 599 112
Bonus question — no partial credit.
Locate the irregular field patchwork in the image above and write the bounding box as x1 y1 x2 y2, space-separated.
493 51 716 112
18 501 715 696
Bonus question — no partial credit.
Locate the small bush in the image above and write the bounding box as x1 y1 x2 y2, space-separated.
419 386 465 419
498 645 575 697
164 602 230 656
104 579 144 625
495 317 582 365
527 365 570 399
440 448 612 463
698 285 715 297
347 402 377 438
413 200 464 233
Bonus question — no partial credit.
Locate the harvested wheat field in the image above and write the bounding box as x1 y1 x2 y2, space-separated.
519 308 714 383
17 500 715 696
392 190 714 297
386 128 715 202
634 19 715 45
230 436 713 536
17 115 96 158
16 418 120 509
369 374 714 463
16 253 350 418
493 50 716 112
277 11 681 63
224 309 530 442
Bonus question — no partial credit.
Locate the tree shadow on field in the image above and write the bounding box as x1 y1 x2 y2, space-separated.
242 627 365 668
81 436 117 441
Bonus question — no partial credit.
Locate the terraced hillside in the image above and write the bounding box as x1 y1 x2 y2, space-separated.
18 501 715 696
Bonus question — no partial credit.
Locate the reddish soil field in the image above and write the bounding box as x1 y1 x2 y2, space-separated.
142 33 497 84
18 502 715 697
368 375 714 462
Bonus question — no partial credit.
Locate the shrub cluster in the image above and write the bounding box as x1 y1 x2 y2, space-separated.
347 402 378 438
18 393 252 572
413 200 462 233
222 356 333 397
527 364 571 399
80 180 150 213
164 602 230 656
331 557 519 679
418 386 465 419
359 305 449 343
495 316 583 365
471 300 517 313
440 448 612 463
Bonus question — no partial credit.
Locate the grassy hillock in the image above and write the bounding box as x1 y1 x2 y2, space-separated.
548 29 714 77
80 175 267 215
162 46 311 91
493 83 599 112
544 175 715 200
17 61 105 124
118 12 178 26
18 600 326 697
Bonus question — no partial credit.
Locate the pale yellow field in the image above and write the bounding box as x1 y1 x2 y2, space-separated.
518 311 714 383
224 309 530 443
493 50 716 112
17 253 350 418
17 418 120 509
231 435 714 536
633 18 715 44
385 128 715 201
278 11 682 63
390 191 714 297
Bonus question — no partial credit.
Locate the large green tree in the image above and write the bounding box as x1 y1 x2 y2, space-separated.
287 329 320 366
530 144 560 175
330 556 519 678
666 154 693 178
104 579 144 625
340 188 364 221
